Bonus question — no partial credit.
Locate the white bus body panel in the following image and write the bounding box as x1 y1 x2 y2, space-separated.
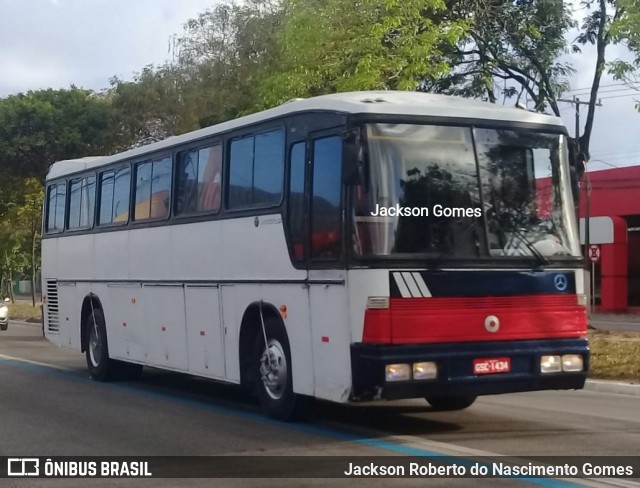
42 217 320 397
107 283 145 362
185 286 225 379
95 231 130 280
143 284 189 371
307 270 351 402
56 281 77 349
220 285 241 383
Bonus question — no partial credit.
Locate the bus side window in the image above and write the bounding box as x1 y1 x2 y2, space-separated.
288 142 306 261
198 145 222 212
176 150 198 215
311 135 342 260
228 129 284 209
149 157 172 219
176 145 222 215
134 157 172 221
68 176 96 230
46 182 66 233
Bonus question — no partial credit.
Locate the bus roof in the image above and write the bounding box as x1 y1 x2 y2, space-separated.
47 91 566 180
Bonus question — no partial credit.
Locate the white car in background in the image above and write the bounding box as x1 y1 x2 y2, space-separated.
0 298 9 330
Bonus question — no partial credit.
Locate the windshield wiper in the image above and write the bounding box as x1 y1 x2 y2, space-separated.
506 227 549 266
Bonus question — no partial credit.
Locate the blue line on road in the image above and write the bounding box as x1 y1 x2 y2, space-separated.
0 358 584 487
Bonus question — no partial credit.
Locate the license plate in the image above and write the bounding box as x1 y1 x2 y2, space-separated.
473 357 511 375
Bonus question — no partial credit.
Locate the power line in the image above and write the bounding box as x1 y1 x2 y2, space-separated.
599 93 639 100
563 82 629 93
591 149 640 159
591 146 640 155
567 87 639 97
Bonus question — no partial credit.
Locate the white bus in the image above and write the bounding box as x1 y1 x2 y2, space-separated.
43 91 588 420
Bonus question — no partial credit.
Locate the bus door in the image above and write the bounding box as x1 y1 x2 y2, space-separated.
306 131 352 402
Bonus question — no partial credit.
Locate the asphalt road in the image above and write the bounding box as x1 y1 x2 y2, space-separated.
0 321 639 488
590 315 640 333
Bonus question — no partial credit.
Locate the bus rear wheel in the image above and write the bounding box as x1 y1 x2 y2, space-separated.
253 318 310 421
85 308 118 381
425 395 477 411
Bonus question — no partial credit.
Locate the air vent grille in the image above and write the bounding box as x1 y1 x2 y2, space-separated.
46 280 59 333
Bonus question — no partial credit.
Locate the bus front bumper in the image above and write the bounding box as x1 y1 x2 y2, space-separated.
350 338 589 401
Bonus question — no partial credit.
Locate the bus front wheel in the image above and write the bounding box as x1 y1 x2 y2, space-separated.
253 318 310 421
85 308 117 381
425 395 477 411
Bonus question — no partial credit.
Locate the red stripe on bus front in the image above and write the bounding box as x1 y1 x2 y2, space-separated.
362 294 587 344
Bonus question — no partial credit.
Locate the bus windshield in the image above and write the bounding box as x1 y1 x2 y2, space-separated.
352 123 581 260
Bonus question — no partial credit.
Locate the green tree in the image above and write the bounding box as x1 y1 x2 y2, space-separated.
435 0 640 160
0 88 119 179
16 178 44 307
108 0 286 141
256 0 468 107
0 177 43 306
109 65 194 148
609 0 640 109
572 0 631 156
176 0 286 121
431 0 575 114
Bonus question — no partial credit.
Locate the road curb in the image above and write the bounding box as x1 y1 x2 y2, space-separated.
584 379 640 396
8 320 41 328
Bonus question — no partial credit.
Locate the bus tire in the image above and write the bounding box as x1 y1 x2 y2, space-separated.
253 318 310 421
85 308 118 381
425 395 477 411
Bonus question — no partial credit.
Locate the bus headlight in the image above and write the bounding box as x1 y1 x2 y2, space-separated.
385 364 411 382
413 362 437 380
561 354 583 372
540 355 561 373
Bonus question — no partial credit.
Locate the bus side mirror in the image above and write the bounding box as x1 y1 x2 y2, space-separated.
342 128 367 187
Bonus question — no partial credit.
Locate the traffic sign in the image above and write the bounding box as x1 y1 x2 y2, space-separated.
588 244 600 263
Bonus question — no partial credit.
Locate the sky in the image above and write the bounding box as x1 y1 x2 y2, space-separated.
0 0 639 171
0 0 212 95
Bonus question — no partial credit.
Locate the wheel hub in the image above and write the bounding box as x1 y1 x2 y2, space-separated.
88 325 102 368
259 339 287 400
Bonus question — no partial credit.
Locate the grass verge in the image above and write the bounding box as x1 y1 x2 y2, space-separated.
589 330 640 382
7 299 42 323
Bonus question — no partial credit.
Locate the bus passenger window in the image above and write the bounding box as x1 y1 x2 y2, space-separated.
46 183 66 233
68 176 96 230
228 129 284 209
135 157 172 221
198 145 222 212
149 157 172 219
311 136 342 260
176 151 198 214
99 167 131 225
288 142 306 261
176 145 222 215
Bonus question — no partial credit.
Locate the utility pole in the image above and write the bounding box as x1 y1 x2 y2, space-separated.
557 96 602 256
558 96 602 312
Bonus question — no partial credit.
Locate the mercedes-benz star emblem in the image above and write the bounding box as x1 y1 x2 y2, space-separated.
554 274 568 291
